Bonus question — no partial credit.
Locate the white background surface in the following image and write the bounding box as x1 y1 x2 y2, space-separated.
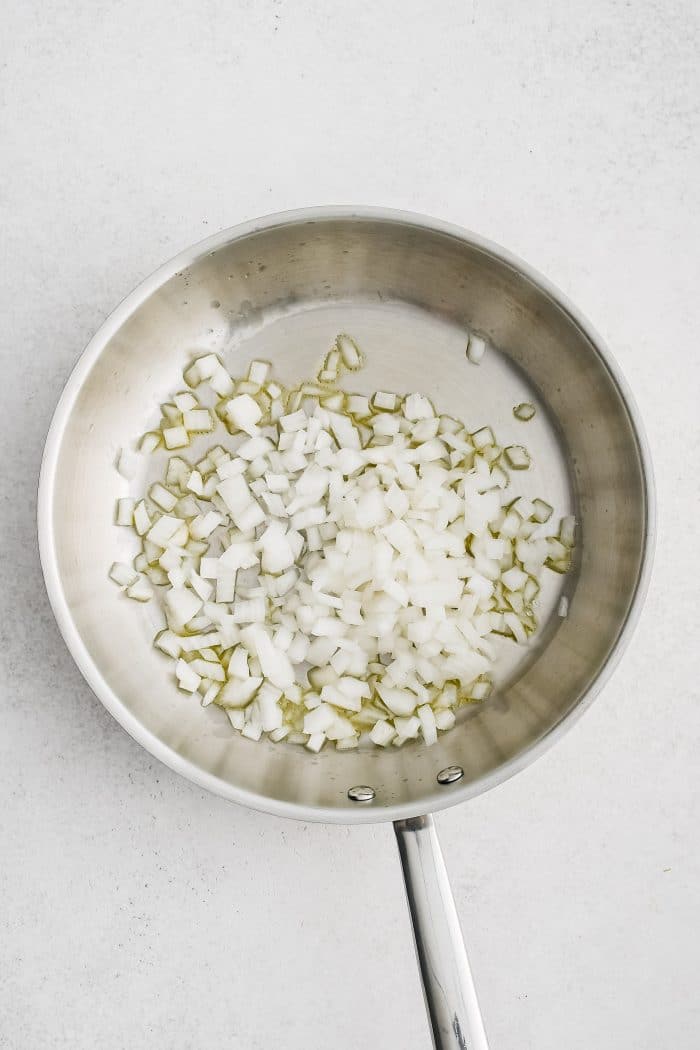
2 2 699 1048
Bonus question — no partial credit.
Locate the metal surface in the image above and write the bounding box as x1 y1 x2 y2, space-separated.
395 816 489 1050
38 206 654 824
437 766 465 786
38 207 654 1050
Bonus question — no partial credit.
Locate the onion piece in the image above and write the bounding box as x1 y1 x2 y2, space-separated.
513 402 536 421
115 498 136 526
504 445 531 470
140 432 162 453
109 562 137 587
163 426 189 450
466 335 486 364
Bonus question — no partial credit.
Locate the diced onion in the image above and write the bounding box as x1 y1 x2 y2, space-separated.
126 576 153 603
110 336 574 750
466 335 487 364
513 402 536 421
109 561 137 587
115 497 135 526
504 445 531 470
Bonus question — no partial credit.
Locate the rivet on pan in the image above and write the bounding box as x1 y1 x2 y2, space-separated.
437 765 464 785
348 785 375 803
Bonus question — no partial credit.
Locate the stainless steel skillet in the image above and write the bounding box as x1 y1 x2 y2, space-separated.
38 207 654 1049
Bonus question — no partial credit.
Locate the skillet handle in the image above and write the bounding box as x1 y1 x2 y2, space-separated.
393 815 489 1050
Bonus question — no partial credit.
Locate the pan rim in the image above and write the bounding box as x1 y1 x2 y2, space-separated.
37 205 656 824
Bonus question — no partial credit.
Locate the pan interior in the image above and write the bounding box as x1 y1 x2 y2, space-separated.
44 214 649 820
